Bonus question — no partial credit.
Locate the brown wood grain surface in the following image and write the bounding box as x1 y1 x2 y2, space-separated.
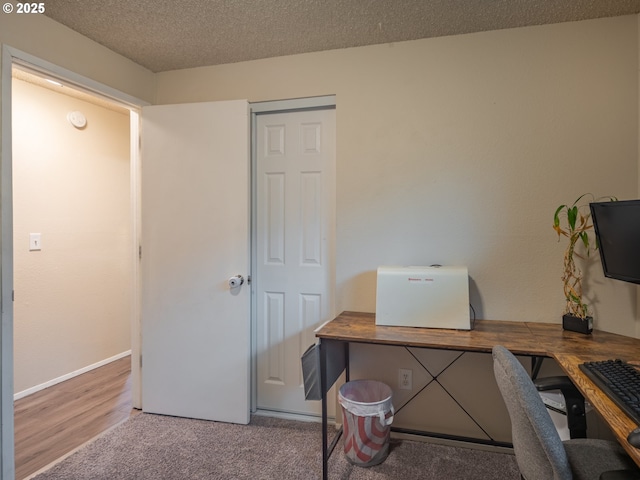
316 311 544 355
554 353 640 465
317 311 640 465
14 356 139 479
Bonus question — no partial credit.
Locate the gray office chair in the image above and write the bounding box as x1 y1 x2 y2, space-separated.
492 345 640 480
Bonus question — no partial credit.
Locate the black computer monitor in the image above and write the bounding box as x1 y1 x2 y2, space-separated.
590 199 640 285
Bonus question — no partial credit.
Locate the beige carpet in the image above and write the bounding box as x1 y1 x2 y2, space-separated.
33 413 520 479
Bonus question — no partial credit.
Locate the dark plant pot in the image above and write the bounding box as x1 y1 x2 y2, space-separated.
562 314 593 335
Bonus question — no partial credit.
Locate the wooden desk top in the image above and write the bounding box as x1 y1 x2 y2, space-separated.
316 311 544 354
554 352 640 465
316 311 640 465
316 311 640 359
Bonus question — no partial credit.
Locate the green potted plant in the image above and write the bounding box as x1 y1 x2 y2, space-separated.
553 193 616 333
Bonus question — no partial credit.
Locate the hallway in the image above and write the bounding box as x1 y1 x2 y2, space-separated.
14 356 137 479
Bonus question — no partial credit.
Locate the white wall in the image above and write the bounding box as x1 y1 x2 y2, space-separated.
11 78 132 394
0 14 155 104
156 15 639 442
157 15 640 337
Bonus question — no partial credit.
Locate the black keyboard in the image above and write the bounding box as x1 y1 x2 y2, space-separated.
579 359 640 424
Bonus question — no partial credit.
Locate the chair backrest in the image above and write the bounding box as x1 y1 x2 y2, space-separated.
492 345 572 480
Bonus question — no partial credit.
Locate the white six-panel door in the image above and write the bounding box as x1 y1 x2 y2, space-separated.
256 109 336 416
141 100 251 424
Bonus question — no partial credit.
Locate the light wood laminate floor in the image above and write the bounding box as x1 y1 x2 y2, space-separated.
14 355 139 479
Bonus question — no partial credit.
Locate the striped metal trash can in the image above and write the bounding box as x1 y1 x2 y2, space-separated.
338 380 394 467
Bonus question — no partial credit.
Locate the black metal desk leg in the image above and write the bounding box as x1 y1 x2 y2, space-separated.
320 339 329 480
319 339 349 479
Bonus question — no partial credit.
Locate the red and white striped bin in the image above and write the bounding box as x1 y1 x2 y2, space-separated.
338 380 394 467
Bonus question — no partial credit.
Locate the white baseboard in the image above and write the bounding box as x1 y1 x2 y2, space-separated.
14 350 132 401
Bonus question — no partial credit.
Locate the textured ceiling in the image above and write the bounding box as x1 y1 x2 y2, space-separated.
44 0 640 73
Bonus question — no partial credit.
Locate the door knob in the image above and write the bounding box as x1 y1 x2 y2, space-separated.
228 275 244 288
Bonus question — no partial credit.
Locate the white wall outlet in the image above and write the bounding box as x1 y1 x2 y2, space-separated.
29 233 42 251
398 368 412 390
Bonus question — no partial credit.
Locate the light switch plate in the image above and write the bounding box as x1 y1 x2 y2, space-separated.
29 233 41 251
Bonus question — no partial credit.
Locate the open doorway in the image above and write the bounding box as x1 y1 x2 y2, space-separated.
11 67 133 400
1 52 144 478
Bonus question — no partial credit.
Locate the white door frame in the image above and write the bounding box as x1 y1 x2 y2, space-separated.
249 96 336 414
1 45 147 479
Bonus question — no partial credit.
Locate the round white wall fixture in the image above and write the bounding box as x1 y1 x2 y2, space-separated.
67 111 87 129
